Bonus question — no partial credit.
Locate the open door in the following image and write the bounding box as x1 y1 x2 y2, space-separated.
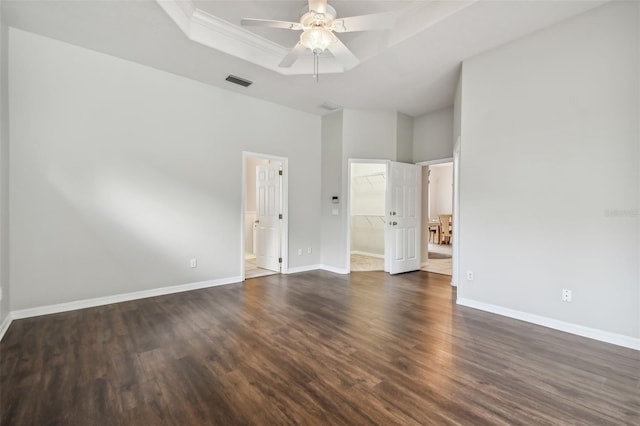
387 161 421 274
256 163 281 272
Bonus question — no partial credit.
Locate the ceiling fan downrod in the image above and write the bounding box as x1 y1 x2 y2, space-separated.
313 49 320 82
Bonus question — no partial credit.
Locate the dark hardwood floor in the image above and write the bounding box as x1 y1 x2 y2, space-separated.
1 270 639 425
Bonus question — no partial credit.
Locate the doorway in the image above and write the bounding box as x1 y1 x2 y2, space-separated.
242 153 288 280
421 162 453 276
349 163 386 271
347 160 422 274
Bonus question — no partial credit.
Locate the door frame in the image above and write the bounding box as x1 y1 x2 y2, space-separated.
416 156 457 287
241 151 289 280
345 158 389 274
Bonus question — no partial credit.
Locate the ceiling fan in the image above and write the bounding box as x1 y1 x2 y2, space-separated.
241 0 395 79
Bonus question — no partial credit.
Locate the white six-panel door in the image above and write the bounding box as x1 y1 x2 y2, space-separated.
256 163 281 272
387 161 421 274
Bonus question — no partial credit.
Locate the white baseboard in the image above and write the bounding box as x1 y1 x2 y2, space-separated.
457 298 640 351
286 264 322 274
11 276 242 320
0 313 12 341
350 251 384 259
320 265 350 274
288 264 350 275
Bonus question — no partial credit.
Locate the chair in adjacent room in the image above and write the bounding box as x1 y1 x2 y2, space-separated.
439 214 452 244
428 222 439 243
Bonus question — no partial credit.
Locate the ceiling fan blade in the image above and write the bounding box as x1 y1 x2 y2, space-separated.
241 18 303 31
308 0 328 14
327 37 359 70
331 12 396 33
279 43 307 68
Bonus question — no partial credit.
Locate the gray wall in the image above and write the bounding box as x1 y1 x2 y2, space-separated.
0 6 9 324
9 29 322 310
396 112 414 163
320 109 403 271
342 109 398 161
458 1 639 339
341 110 399 270
413 107 454 162
453 74 461 148
320 110 344 269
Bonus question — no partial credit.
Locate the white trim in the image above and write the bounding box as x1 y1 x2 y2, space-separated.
416 157 454 166
191 9 285 57
350 250 384 259
155 0 195 35
0 313 12 341
286 264 323 274
451 137 460 288
11 276 242 320
156 0 349 75
320 265 350 275
417 157 457 286
457 298 640 351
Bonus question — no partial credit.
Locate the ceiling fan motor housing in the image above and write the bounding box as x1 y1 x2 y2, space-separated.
299 4 338 53
300 4 337 28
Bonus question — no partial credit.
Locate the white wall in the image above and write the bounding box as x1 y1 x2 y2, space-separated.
244 156 269 255
458 1 639 341
453 75 462 146
321 109 400 271
350 164 386 215
244 157 269 213
342 109 400 268
396 112 414 163
350 163 385 256
0 7 9 325
320 110 344 269
9 29 322 311
452 73 462 286
428 163 453 221
413 107 454 162
342 109 398 161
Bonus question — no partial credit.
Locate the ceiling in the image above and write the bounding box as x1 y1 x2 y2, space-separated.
2 0 606 117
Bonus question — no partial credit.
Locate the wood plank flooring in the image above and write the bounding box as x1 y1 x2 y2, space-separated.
1 270 639 425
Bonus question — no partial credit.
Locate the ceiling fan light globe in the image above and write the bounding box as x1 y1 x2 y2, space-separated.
299 27 337 52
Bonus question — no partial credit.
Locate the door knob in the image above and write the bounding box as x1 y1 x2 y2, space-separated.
392 221 397 226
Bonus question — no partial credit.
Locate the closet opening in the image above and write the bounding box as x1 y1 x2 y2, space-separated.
349 162 387 272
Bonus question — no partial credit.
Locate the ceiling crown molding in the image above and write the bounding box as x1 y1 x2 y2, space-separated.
156 0 350 75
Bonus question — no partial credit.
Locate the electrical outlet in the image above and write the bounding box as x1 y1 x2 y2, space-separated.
297 249 303 256
190 258 197 268
562 289 572 302
307 247 312 254
466 271 474 281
